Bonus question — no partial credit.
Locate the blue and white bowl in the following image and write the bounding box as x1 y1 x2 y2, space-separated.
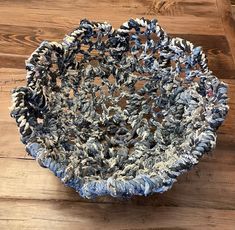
11 18 229 198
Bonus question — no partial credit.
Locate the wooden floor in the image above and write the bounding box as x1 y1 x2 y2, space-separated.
0 0 235 229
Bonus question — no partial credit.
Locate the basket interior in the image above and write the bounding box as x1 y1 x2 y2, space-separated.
30 20 208 181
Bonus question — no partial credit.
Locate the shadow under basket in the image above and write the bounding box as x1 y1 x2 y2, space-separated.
10 18 229 199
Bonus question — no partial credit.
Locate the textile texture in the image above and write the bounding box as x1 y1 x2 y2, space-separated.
10 18 228 198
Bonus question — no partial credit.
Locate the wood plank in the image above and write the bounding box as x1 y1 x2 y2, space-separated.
216 0 235 63
231 0 235 5
1 200 235 230
0 54 26 69
146 0 220 18
0 0 221 19
0 24 65 55
1 23 233 78
232 6 235 20
0 68 26 91
0 22 226 56
0 144 235 209
0 122 26 159
0 9 224 35
5 22 228 59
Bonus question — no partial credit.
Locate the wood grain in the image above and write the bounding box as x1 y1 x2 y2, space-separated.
216 0 235 62
147 0 220 17
1 28 234 78
0 0 235 229
233 6 235 20
1 200 235 230
231 0 235 5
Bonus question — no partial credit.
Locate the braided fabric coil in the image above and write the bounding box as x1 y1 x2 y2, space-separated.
10 18 229 198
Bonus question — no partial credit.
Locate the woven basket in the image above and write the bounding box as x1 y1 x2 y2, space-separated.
11 18 229 198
